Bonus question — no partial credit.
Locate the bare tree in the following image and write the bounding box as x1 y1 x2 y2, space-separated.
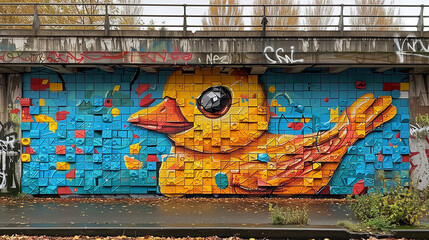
252 0 299 30
304 0 334 30
117 0 144 30
202 0 244 31
350 0 402 31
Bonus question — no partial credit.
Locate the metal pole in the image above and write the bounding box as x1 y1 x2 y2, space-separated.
339 4 344 36
32 3 40 33
183 4 187 35
417 4 424 36
104 4 110 36
261 5 268 37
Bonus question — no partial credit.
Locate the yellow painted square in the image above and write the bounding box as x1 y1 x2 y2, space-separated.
400 82 409 91
21 154 31 162
56 162 70 171
248 75 258 84
313 163 321 170
39 99 45 106
42 79 49 85
304 178 314 186
50 83 63 91
113 85 120 91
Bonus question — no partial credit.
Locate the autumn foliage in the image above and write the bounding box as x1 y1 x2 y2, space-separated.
0 0 114 30
304 0 334 30
201 0 244 31
350 0 402 31
251 0 299 30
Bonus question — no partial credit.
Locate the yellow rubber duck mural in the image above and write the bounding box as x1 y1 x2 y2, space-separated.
128 68 397 196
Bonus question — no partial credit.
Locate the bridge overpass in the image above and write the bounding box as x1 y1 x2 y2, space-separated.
1 30 429 73
0 3 429 196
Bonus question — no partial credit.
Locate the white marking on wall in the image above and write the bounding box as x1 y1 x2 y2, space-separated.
263 46 304 64
394 34 429 63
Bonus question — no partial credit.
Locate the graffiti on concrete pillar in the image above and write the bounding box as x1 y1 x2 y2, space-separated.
409 74 429 190
0 121 20 191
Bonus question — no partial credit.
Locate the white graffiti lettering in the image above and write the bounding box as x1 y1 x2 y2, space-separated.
410 123 429 137
410 123 429 138
206 53 229 65
394 34 429 63
205 53 241 65
263 46 304 64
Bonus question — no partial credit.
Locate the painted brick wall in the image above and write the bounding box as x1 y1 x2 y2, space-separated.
20 67 410 196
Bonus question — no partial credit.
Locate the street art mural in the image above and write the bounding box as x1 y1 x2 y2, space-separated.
0 121 21 192
21 67 410 196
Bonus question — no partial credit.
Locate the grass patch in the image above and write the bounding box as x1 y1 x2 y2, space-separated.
337 218 391 234
269 203 308 225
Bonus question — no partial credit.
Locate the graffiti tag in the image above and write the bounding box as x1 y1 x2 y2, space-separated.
410 123 429 138
394 34 429 63
263 46 304 64
205 53 241 65
0 46 193 64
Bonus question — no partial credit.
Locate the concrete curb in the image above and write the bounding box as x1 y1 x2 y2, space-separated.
0 226 350 239
391 229 429 239
1 226 428 239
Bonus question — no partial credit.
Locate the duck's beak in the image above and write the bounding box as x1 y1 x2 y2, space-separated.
128 97 193 134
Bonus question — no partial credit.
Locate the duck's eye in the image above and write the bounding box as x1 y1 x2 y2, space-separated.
197 86 232 118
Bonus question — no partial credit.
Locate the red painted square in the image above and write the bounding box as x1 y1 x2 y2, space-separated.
56 145 66 155
57 186 73 195
75 147 84 154
21 107 33 122
20 98 32 106
30 78 50 91
75 130 86 138
147 155 159 162
383 82 400 91
353 180 366 195
402 156 410 162
319 186 330 195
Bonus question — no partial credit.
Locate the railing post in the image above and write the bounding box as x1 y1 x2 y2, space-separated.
183 4 187 36
338 4 344 36
104 4 110 36
261 5 268 37
32 3 40 34
417 4 425 36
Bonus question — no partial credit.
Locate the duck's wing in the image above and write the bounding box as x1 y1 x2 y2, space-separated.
233 93 396 194
267 93 395 151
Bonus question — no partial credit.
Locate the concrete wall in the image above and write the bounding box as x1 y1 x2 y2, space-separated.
409 74 429 190
19 67 410 196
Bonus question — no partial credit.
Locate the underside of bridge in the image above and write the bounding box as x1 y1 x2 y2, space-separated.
1 31 429 196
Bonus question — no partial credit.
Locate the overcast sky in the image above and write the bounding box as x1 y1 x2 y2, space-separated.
127 0 428 31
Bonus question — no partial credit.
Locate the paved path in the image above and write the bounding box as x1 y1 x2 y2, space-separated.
0 200 355 227
0 198 428 239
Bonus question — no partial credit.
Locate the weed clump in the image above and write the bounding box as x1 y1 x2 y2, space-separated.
343 171 429 233
269 203 308 225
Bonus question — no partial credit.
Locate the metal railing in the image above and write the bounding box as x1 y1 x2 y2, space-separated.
0 3 427 34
